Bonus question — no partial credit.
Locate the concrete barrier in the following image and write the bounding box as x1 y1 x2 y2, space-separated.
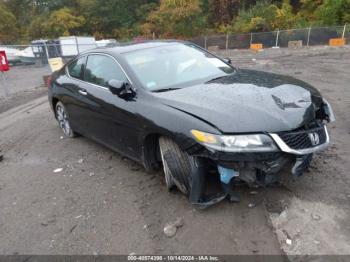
208 46 220 52
288 40 303 49
329 38 346 46
250 43 263 51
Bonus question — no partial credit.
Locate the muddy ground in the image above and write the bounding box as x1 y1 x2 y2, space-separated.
0 46 349 259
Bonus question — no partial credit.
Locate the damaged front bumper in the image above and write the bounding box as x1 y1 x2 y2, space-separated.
187 124 330 208
192 123 329 171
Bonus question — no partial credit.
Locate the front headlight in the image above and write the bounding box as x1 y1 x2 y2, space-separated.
323 99 336 123
191 130 278 153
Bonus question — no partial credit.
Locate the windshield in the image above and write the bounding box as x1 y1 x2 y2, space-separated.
122 44 235 91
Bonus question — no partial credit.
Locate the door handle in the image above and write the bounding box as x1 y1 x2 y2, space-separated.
78 89 88 96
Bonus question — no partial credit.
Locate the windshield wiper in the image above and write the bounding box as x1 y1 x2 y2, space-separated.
152 87 181 93
206 75 230 83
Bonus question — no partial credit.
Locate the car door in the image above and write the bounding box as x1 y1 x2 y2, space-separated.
61 55 88 132
77 53 142 160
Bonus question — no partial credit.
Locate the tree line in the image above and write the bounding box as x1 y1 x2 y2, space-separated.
0 0 349 44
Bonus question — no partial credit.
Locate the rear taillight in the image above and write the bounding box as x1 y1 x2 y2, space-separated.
46 76 52 88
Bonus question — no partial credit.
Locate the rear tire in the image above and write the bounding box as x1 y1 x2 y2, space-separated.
55 101 76 138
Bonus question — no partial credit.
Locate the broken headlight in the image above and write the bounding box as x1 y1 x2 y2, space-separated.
191 130 278 153
322 99 336 123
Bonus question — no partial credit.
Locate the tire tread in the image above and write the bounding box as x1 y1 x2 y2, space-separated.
159 137 193 195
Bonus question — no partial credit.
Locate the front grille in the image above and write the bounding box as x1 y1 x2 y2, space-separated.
277 125 327 150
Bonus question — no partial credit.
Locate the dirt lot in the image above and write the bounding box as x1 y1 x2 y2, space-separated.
0 46 349 259
0 65 49 113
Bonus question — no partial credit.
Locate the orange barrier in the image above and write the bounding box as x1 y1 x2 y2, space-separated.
250 43 263 50
329 38 346 46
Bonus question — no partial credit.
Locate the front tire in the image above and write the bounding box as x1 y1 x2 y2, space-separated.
159 137 206 202
55 101 76 138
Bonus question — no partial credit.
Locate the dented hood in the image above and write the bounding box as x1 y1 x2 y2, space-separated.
154 69 324 133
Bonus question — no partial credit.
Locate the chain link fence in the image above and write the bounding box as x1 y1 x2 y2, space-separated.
190 25 349 50
0 25 348 68
346 25 350 43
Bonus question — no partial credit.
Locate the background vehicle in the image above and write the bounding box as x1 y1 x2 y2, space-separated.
0 47 21 65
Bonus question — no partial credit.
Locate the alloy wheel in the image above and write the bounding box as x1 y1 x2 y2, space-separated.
56 103 72 137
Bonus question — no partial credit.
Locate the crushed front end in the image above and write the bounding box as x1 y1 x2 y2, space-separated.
185 100 334 208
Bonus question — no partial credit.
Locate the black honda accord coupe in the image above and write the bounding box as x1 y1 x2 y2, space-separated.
48 41 335 207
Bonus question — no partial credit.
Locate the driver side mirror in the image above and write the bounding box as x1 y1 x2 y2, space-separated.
223 58 232 64
108 79 134 98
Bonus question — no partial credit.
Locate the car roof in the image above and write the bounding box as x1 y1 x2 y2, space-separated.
92 40 187 55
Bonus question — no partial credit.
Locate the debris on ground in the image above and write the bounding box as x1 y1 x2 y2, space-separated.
163 217 184 238
286 238 292 245
163 224 177 238
311 213 321 221
41 218 56 227
89 172 95 177
173 217 184 227
77 159 84 164
248 203 256 208
249 191 258 195
53 168 63 173
69 224 77 233
131 166 141 171
60 136 64 140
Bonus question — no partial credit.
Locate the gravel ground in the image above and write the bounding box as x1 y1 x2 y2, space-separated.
0 65 50 98
0 64 50 113
0 46 349 258
0 86 47 114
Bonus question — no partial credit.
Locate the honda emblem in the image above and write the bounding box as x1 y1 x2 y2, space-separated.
309 132 320 146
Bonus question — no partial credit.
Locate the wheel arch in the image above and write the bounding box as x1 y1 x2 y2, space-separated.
51 97 60 118
141 133 162 173
141 130 198 172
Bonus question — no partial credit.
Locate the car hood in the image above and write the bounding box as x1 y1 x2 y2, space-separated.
153 69 324 133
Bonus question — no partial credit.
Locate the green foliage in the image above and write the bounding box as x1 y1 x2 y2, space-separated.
27 7 85 39
45 7 85 38
298 0 323 21
315 0 350 25
232 1 296 32
0 2 18 43
74 0 159 39
141 0 207 38
208 0 240 28
0 0 349 43
28 15 48 40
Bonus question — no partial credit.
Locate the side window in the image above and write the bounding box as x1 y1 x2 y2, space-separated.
67 56 86 80
84 55 127 87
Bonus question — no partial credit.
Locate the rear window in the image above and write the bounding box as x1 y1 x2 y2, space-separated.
84 54 127 87
67 56 86 80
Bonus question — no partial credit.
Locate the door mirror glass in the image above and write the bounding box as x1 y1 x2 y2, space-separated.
108 79 134 98
223 58 232 64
